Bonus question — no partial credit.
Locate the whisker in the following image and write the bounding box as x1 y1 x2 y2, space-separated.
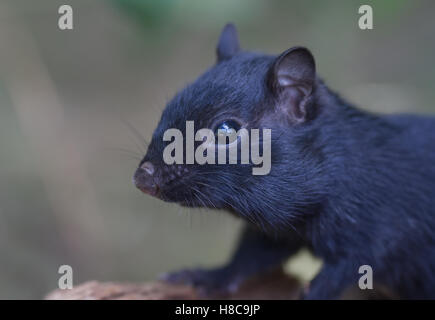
121 119 149 154
105 146 143 160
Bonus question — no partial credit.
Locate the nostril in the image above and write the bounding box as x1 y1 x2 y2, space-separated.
134 168 159 196
141 161 155 175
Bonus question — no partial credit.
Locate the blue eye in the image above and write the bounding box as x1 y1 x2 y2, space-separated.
214 120 241 144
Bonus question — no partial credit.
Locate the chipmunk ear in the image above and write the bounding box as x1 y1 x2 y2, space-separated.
216 23 240 62
268 47 316 123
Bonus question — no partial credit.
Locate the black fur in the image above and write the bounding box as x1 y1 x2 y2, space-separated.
134 24 435 299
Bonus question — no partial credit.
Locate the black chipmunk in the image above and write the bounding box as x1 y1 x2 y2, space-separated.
133 24 435 299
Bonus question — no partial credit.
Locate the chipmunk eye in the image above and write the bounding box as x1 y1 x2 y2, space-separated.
214 120 241 145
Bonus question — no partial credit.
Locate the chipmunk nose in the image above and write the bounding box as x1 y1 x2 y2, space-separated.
134 161 159 196
141 161 155 175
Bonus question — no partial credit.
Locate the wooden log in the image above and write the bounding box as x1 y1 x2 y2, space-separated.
46 269 301 300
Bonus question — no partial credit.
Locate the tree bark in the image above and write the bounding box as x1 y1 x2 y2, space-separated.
46 269 301 300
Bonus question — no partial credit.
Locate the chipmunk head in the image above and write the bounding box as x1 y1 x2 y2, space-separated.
134 24 324 231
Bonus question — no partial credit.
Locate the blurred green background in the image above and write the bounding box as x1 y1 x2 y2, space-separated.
0 0 434 299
